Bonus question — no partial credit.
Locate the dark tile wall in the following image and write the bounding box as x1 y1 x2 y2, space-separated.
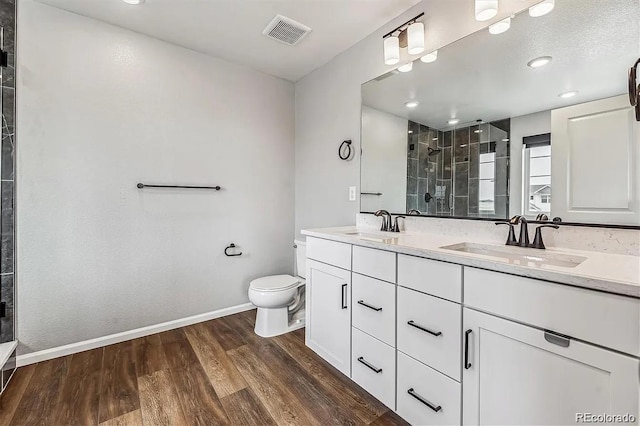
0 0 15 349
407 119 510 218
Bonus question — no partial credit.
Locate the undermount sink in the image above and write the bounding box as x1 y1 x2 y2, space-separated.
440 242 587 268
342 231 398 244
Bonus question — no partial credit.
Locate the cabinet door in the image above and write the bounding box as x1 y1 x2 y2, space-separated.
305 259 351 376
463 308 639 426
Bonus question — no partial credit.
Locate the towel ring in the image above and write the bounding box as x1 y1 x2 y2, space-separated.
224 243 242 257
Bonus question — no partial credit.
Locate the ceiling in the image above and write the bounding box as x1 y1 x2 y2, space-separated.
36 0 421 82
362 0 639 130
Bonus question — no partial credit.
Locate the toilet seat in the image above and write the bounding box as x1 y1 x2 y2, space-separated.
250 274 301 292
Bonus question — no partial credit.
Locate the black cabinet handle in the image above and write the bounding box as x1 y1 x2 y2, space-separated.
407 388 441 412
464 329 472 369
357 300 382 312
341 284 348 309
407 320 442 337
357 357 382 373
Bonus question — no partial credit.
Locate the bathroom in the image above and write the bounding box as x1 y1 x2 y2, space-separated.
0 0 638 424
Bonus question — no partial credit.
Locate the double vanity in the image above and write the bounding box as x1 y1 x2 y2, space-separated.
302 225 639 425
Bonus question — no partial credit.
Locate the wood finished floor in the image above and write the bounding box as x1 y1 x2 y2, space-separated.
0 309 408 426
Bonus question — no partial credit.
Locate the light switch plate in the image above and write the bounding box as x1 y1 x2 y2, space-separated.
349 186 357 201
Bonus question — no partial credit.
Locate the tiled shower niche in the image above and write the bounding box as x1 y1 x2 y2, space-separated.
406 119 510 219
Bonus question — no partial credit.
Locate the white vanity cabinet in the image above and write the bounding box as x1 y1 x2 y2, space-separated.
305 237 352 376
304 233 640 426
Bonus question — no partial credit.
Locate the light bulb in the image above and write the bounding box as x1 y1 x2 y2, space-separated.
383 36 400 65
420 50 438 63
529 0 554 17
407 22 425 55
489 17 511 34
475 0 498 21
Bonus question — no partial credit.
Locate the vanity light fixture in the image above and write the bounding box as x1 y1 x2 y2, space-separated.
527 56 552 68
448 118 460 125
420 50 438 63
407 22 425 55
398 62 413 73
529 0 555 17
558 90 578 98
489 17 511 34
384 36 400 65
382 13 424 65
475 0 498 21
122 0 144 4
405 101 419 108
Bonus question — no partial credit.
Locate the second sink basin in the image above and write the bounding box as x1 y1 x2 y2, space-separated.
440 242 587 268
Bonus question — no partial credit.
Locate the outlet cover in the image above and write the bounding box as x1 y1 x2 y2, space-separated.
349 186 357 201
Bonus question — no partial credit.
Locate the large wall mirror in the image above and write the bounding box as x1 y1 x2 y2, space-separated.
361 0 640 227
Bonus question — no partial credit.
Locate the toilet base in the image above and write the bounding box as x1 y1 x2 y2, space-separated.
254 306 306 338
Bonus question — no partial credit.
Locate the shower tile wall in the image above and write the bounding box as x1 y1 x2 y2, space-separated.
0 0 15 348
407 119 510 218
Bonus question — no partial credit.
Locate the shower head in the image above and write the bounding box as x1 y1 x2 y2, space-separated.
427 147 441 156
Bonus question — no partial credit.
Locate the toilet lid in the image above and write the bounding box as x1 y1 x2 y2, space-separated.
250 275 301 292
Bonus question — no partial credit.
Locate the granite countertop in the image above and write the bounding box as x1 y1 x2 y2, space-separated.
302 226 640 298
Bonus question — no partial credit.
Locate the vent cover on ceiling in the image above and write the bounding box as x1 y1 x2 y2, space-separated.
262 15 311 46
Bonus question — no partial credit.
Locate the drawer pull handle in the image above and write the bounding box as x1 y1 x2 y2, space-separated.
341 284 348 309
357 300 382 312
407 388 441 412
464 329 472 369
357 356 382 373
407 320 442 337
544 330 570 347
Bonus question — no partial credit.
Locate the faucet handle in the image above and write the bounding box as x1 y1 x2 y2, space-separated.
495 222 518 246
531 224 559 249
392 216 406 232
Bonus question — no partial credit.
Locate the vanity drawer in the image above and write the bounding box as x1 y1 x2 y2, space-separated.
352 245 396 283
397 254 461 302
352 273 396 346
306 237 351 270
351 327 396 410
397 351 461 426
397 287 461 381
464 267 640 357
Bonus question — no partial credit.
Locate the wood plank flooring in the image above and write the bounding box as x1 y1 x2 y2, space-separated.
0 310 408 425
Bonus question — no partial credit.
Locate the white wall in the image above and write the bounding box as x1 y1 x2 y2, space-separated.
361 106 407 213
509 110 551 216
294 0 541 237
17 1 294 354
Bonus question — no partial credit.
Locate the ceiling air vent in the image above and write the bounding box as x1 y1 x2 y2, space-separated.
262 15 311 46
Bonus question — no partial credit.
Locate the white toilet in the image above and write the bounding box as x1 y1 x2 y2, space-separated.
248 239 306 337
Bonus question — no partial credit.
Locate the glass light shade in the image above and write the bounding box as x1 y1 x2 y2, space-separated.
398 62 413 73
529 0 554 17
407 22 425 55
489 17 510 34
383 36 400 65
475 0 498 21
420 50 438 63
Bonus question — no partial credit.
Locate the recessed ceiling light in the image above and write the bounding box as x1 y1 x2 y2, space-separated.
527 56 552 68
529 0 555 17
420 50 438 63
122 0 144 4
489 17 511 35
405 101 419 108
398 62 413 73
448 118 460 125
558 90 578 99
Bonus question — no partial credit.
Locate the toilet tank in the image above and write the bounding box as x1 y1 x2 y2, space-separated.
294 239 307 278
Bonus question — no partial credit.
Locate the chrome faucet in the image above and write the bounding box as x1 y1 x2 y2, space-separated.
374 210 393 231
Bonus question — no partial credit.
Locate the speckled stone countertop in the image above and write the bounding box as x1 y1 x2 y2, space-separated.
302 226 640 299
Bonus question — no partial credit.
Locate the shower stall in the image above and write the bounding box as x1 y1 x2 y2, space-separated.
406 119 511 219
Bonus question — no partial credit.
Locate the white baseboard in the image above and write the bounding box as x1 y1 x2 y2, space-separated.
17 302 255 367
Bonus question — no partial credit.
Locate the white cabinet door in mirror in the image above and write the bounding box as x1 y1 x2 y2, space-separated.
551 95 639 225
